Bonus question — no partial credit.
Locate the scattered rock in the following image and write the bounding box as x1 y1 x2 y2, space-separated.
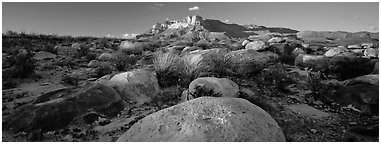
241 39 250 47
347 45 362 49
310 129 318 134
288 104 330 118
363 48 378 58
245 41 266 51
117 97 286 142
88 60 99 68
181 46 202 54
268 37 285 43
226 49 278 76
33 51 57 60
106 69 160 105
181 77 239 101
98 53 113 61
324 47 355 57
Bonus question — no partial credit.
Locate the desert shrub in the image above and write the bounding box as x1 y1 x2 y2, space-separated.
76 43 90 58
151 85 185 108
194 42 209 49
196 52 236 78
95 63 112 78
113 51 140 71
119 42 151 55
153 51 184 87
7 49 36 79
172 40 193 47
238 89 277 115
85 52 98 62
61 75 79 86
54 57 77 68
261 63 295 93
306 69 333 104
278 55 295 65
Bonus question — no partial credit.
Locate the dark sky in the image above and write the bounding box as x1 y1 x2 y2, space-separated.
2 2 379 37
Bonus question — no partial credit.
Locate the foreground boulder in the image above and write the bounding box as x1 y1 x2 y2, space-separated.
226 49 278 76
117 97 286 142
181 77 239 101
106 69 160 105
3 84 126 132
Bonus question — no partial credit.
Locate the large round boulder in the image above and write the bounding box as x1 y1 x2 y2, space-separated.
294 54 328 71
181 77 239 101
106 69 160 105
245 41 266 51
117 97 286 142
226 49 278 76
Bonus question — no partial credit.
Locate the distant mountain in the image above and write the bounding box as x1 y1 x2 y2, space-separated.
135 15 378 45
137 15 299 41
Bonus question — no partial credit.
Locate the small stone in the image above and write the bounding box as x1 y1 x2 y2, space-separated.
310 129 317 133
63 134 73 141
41 83 50 86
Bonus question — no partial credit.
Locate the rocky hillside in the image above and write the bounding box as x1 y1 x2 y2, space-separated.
2 15 379 142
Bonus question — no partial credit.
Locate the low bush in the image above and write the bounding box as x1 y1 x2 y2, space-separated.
113 51 140 71
85 52 98 62
75 43 90 58
151 85 185 109
61 75 80 86
95 63 112 78
306 69 333 104
195 51 236 78
261 63 295 93
6 49 36 79
153 51 184 87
